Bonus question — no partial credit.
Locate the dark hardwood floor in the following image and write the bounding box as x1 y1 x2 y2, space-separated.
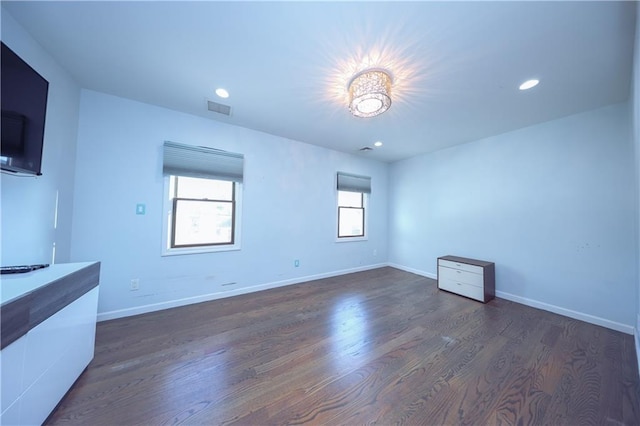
47 267 640 425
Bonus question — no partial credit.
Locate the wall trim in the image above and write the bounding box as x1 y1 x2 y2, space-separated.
389 262 634 335
98 262 635 336
97 262 389 322
495 290 634 335
388 262 437 280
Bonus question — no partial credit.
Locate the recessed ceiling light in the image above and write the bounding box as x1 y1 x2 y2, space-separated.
374 141 383 147
519 79 539 91
215 88 229 98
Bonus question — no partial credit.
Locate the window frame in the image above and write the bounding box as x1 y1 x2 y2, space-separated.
162 175 242 256
336 190 368 242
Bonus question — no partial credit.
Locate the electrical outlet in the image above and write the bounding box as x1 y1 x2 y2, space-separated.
294 259 300 267
130 279 140 291
373 249 378 256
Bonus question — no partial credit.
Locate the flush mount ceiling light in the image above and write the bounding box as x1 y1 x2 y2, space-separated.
215 88 229 98
519 79 539 91
348 69 392 118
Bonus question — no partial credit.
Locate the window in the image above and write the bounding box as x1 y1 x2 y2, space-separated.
162 141 243 255
170 176 235 247
336 172 371 240
338 190 365 238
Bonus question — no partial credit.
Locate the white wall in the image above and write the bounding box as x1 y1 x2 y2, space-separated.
0 9 80 266
71 90 388 318
389 102 637 332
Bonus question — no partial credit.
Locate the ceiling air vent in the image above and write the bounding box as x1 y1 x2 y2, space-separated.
359 146 373 152
207 100 232 116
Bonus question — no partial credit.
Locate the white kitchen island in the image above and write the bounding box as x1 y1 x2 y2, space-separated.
0 262 100 425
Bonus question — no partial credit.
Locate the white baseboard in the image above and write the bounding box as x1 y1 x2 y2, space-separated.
388 262 634 335
97 262 389 322
98 262 635 336
388 262 437 280
496 290 634 335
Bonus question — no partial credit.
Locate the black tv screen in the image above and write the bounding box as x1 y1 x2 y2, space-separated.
1 42 49 176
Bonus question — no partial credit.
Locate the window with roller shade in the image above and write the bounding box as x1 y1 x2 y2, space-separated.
336 172 371 239
162 141 243 254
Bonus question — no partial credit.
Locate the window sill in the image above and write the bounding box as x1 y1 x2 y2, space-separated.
162 244 241 256
335 236 368 243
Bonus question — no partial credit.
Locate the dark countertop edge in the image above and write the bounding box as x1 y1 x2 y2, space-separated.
1 262 100 350
438 255 494 268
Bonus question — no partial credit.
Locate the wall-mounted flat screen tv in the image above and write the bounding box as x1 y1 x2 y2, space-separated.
1 42 49 176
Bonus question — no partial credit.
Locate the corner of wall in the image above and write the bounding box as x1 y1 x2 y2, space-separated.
633 0 640 379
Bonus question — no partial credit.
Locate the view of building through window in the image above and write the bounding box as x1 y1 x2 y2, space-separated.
338 190 364 238
170 176 235 247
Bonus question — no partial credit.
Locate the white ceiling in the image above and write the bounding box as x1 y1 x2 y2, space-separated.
2 1 636 163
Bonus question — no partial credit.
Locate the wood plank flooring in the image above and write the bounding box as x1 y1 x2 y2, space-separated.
46 267 640 425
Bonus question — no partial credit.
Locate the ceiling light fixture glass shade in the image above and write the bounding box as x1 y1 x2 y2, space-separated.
348 69 392 118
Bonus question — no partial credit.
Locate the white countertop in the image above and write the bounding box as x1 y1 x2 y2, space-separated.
0 262 96 305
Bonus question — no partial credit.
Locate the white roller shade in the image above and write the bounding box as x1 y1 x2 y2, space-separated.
337 172 371 194
163 141 243 182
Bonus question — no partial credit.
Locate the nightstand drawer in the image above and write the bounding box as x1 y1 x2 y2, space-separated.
438 278 484 301
438 259 483 274
438 266 482 287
